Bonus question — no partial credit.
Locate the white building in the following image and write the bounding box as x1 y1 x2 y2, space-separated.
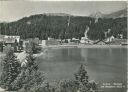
80 37 86 44
106 35 115 42
40 40 46 46
48 37 54 40
104 29 111 38
4 35 20 42
72 38 79 41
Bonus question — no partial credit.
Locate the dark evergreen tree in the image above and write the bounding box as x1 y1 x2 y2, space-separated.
11 49 45 91
74 64 89 92
0 46 21 90
74 64 97 92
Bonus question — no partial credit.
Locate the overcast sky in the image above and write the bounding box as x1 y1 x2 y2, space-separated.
0 1 126 22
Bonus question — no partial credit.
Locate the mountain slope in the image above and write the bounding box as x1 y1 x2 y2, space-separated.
0 9 127 40
104 8 127 18
90 8 127 18
90 11 104 18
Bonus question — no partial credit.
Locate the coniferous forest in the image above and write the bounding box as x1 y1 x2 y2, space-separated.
0 14 127 40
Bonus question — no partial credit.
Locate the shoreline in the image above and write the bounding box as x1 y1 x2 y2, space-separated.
42 44 128 49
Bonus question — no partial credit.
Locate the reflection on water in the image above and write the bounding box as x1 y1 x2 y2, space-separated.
38 48 127 92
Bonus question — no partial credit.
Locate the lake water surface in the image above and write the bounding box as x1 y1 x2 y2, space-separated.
38 47 127 92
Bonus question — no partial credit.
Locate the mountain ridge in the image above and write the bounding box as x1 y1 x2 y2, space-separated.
90 8 127 18
0 8 127 23
104 8 127 18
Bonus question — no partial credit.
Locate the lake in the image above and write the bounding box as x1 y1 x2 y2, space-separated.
37 47 127 92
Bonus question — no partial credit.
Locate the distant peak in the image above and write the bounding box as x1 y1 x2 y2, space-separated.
90 11 103 18
103 8 127 18
90 8 127 18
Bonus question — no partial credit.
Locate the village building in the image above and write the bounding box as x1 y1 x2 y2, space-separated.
39 40 47 46
80 37 93 44
71 38 80 43
93 40 108 45
67 39 71 43
4 35 20 43
46 38 59 46
104 29 111 38
48 37 54 40
0 35 21 52
80 26 94 44
118 34 123 39
37 37 59 46
4 37 19 52
105 35 115 43
80 37 86 44
24 37 58 47
4 37 16 46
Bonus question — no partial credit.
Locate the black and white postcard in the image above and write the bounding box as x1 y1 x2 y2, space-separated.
0 0 127 92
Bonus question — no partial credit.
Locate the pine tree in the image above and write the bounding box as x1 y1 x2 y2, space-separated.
0 46 21 90
74 64 90 92
75 64 97 92
11 49 45 91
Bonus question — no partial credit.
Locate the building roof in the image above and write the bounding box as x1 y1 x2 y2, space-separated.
93 40 108 44
5 37 16 43
0 35 20 43
4 35 20 38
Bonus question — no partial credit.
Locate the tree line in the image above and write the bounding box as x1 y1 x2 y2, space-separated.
0 14 127 40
